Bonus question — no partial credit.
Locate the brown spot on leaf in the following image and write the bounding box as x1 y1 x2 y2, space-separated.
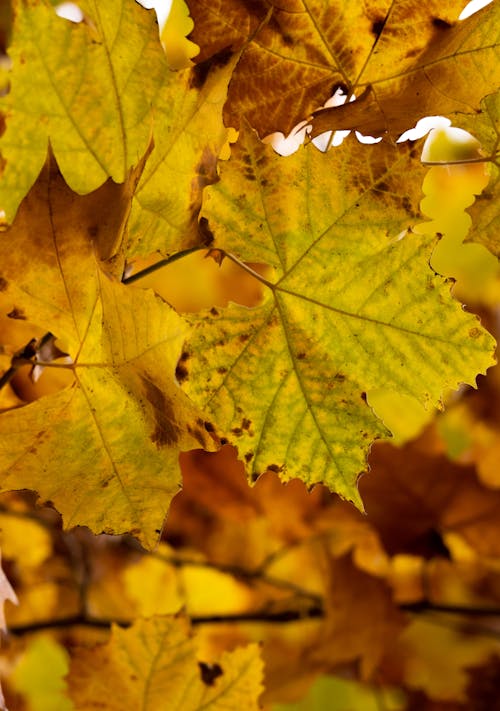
334 373 346 382
371 18 385 36
469 327 482 339
187 424 207 448
189 47 233 90
175 363 188 383
242 418 251 430
199 662 223 686
401 196 412 213
432 17 453 30
141 376 181 447
239 333 250 343
7 308 27 320
204 421 215 433
245 451 254 463
0 276 7 291
231 427 242 436
217 366 227 375
198 217 215 247
210 307 219 316
220 437 228 445
297 352 306 360
267 463 283 473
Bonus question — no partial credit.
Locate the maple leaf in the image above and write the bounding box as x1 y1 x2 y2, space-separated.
180 126 495 502
186 0 498 138
67 615 264 710
0 0 169 224
453 91 500 257
309 1 500 140
0 161 214 548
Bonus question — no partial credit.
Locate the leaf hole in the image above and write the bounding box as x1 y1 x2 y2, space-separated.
54 3 84 23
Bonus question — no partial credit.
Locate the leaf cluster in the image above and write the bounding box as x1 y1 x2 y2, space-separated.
0 0 499 708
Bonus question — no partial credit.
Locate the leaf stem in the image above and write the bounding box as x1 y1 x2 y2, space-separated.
224 252 275 289
421 156 495 167
122 246 206 284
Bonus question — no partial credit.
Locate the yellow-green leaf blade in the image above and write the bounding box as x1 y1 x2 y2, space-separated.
182 130 495 502
126 56 236 257
453 91 500 257
0 163 212 548
0 0 166 222
67 616 264 710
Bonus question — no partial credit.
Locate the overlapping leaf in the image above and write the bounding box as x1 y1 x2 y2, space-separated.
453 91 500 256
67 616 264 710
0 0 167 223
0 162 213 548
310 1 500 140
0 0 233 259
186 0 499 138
181 127 495 501
126 54 236 257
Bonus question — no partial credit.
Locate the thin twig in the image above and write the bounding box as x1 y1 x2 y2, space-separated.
122 246 206 284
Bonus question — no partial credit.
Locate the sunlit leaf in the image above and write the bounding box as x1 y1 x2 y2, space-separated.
187 0 498 138
126 54 236 257
67 616 264 710
181 127 494 501
453 91 500 256
0 162 214 548
310 1 500 140
11 636 73 711
0 0 166 223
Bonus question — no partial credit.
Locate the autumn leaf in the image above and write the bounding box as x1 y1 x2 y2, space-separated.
272 674 405 711
161 0 199 70
0 0 169 224
0 549 17 633
180 126 495 501
0 161 213 548
186 0 498 139
452 91 500 257
381 617 500 702
126 53 237 257
360 438 500 559
309 1 500 140
67 616 264 710
11 636 73 711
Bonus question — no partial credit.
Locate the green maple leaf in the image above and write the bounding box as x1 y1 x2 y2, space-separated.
0 162 213 548
67 616 264 710
186 0 499 139
181 127 495 503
